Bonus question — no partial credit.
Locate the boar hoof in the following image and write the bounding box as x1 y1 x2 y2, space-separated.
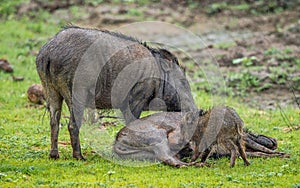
244 161 251 166
73 153 86 161
49 150 59 159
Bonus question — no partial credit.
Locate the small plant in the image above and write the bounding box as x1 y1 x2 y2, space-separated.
214 42 236 50
85 0 105 6
227 71 260 95
256 83 273 92
206 2 228 15
264 47 280 56
264 47 295 62
269 67 288 85
232 56 257 67
230 3 249 11
127 8 142 17
0 0 24 19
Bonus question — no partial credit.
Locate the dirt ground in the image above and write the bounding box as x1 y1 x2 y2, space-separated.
18 1 300 110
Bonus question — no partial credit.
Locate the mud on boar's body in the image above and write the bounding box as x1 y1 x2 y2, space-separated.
114 106 250 167
36 26 196 160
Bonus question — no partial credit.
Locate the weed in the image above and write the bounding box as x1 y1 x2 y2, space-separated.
205 0 300 16
85 0 105 6
264 47 296 63
264 47 280 56
256 83 273 92
230 3 250 11
206 2 228 15
127 8 142 17
232 56 257 67
214 42 236 50
0 0 25 19
227 71 260 95
269 67 288 85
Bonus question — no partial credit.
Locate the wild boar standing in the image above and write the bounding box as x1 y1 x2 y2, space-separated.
36 26 197 160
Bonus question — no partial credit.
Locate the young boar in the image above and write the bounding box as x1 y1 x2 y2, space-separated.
113 106 250 167
190 106 250 167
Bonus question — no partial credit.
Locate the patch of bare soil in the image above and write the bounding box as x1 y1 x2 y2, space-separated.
194 30 300 109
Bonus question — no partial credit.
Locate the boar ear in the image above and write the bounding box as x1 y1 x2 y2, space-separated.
159 49 179 65
156 49 180 72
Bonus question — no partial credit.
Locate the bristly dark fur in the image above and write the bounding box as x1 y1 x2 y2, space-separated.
62 24 141 45
61 23 78 30
61 25 178 64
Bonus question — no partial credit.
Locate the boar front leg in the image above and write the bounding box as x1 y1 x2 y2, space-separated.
224 140 238 167
237 138 250 166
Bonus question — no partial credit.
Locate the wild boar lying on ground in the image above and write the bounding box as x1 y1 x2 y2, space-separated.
114 106 250 167
36 26 196 160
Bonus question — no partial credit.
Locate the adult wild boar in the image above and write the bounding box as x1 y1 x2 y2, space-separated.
36 26 197 160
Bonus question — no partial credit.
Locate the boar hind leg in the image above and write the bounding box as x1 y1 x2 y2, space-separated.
224 140 238 167
66 99 85 160
48 89 63 159
237 138 250 166
68 111 85 160
245 136 279 154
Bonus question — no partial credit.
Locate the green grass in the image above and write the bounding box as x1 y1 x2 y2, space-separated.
1 8 300 188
